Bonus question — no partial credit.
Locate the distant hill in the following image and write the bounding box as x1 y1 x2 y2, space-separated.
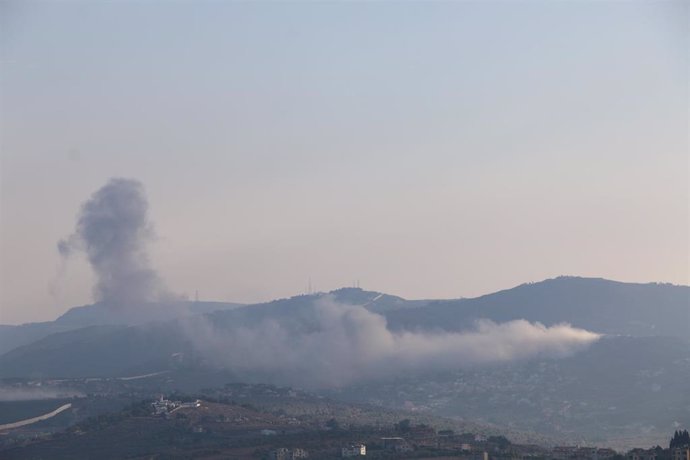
0 289 413 378
326 334 690 449
1 277 687 380
201 287 418 333
384 277 690 339
207 277 689 339
0 300 244 356
0 276 688 446
328 287 429 313
54 300 245 328
0 323 81 362
0 324 191 379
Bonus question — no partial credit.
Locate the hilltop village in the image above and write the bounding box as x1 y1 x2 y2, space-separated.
1 380 688 460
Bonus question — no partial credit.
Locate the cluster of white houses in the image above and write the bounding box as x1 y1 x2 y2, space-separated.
267 447 309 460
151 396 201 415
341 444 366 457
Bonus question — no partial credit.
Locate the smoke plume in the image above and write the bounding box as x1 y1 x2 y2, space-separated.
183 296 601 388
57 178 601 387
58 178 170 307
0 386 84 401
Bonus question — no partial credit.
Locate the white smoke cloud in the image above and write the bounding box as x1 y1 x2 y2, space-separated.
55 179 601 387
184 296 601 388
0 387 83 401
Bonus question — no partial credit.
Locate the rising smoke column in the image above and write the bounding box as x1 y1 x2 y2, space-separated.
58 178 169 308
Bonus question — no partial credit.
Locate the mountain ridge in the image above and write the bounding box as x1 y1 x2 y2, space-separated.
1 276 687 445
1 276 688 380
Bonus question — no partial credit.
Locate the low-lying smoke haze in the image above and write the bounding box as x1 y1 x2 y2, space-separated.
0 387 83 402
57 178 172 308
54 178 601 388
184 296 601 388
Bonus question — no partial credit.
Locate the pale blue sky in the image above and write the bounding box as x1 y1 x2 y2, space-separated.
1 1 688 324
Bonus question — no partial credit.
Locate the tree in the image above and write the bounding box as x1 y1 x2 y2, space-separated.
670 430 690 448
488 435 511 448
395 419 411 433
326 418 340 431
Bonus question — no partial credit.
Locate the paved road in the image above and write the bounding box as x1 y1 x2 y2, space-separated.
0 403 72 431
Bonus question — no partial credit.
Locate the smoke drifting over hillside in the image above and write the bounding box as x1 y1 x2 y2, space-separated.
56 179 601 387
0 387 83 401
58 178 170 307
184 297 601 388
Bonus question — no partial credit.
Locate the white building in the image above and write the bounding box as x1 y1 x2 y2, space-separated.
341 444 366 457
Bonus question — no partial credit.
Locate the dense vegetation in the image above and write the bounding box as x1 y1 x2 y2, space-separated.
671 430 690 448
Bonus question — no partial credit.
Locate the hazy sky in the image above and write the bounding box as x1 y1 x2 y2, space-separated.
1 1 688 325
